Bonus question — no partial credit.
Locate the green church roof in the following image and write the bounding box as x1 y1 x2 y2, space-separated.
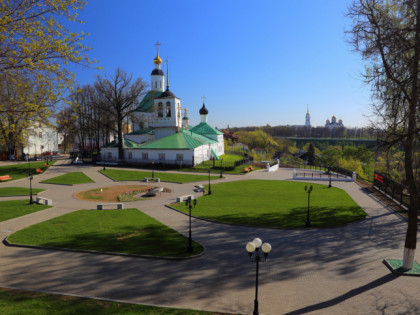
139 129 216 150
189 122 223 135
125 128 154 136
102 139 143 149
135 90 164 113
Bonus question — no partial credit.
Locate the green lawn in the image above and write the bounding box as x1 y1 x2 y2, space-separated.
101 169 220 183
0 187 45 196
0 161 55 181
41 172 94 185
8 209 204 257
177 154 261 174
172 180 367 228
0 200 50 222
0 287 217 315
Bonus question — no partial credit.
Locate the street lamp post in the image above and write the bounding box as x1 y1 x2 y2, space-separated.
152 161 155 179
28 159 33 205
305 185 313 227
219 159 223 178
328 167 332 188
246 238 272 315
185 196 197 252
208 168 212 195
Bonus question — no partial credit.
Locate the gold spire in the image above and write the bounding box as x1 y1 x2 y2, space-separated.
153 41 162 65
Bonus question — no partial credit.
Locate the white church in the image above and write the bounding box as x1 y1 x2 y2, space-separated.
101 43 224 166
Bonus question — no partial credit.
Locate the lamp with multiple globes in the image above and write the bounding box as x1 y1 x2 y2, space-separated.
185 196 197 252
246 237 272 315
305 185 313 227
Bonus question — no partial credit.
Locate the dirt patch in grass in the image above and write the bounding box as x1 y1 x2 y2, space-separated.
74 185 155 202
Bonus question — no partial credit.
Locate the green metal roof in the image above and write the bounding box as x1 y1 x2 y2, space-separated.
125 128 154 136
189 122 223 136
135 90 164 113
138 129 216 150
102 139 143 149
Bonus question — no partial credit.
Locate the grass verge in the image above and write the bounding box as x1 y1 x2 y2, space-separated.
0 200 50 222
0 287 220 315
0 187 45 196
0 161 55 181
101 169 220 183
8 209 204 257
41 172 94 185
172 180 367 228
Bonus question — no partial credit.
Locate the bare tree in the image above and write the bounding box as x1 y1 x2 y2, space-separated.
347 0 420 270
94 67 147 160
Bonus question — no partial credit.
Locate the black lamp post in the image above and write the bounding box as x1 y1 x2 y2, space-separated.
219 159 223 178
305 185 313 227
28 159 33 205
152 161 155 179
327 166 332 188
246 238 272 315
185 196 197 252
208 168 212 195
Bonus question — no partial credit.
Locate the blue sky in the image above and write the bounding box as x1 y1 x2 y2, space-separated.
69 0 371 128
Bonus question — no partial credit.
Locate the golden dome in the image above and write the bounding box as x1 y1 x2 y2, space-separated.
153 53 162 65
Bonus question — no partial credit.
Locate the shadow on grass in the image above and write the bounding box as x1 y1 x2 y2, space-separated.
11 224 203 258
178 206 367 229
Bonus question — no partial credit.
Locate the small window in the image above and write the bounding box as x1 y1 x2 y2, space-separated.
166 102 171 117
158 153 165 161
39 132 42 138
158 103 163 118
107 152 112 159
139 122 144 129
176 154 183 161
142 152 148 160
128 152 133 159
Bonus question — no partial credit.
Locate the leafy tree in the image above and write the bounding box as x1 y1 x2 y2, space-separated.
348 0 420 270
319 147 341 167
0 71 52 157
307 143 316 165
0 0 95 157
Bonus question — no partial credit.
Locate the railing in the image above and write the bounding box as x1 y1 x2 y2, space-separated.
373 171 411 209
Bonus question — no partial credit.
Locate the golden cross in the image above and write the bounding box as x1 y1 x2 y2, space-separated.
202 96 206 103
154 40 161 53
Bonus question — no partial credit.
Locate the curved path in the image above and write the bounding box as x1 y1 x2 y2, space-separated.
0 160 418 314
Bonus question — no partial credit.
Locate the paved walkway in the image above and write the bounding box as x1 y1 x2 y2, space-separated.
0 161 419 314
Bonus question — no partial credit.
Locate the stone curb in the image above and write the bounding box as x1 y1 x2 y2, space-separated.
3 237 206 261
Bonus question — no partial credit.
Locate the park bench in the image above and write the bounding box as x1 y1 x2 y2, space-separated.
97 203 124 210
0 175 12 181
36 168 43 173
36 196 53 205
176 195 194 202
144 177 160 182
195 185 205 193
44 163 50 167
144 187 164 197
244 167 250 173
249 166 255 171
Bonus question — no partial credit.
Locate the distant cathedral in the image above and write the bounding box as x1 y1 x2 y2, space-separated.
325 116 343 129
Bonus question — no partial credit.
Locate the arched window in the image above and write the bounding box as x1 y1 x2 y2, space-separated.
157 102 163 117
166 102 171 117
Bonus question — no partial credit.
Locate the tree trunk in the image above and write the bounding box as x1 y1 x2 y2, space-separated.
117 114 124 160
402 0 420 270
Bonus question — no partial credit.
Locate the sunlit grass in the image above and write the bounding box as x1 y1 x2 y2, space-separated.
172 180 367 228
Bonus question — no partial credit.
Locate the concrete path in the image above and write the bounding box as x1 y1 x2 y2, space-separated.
0 163 418 314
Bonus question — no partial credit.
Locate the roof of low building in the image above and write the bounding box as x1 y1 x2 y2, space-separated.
138 129 216 150
102 139 143 149
125 128 154 136
189 122 223 136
